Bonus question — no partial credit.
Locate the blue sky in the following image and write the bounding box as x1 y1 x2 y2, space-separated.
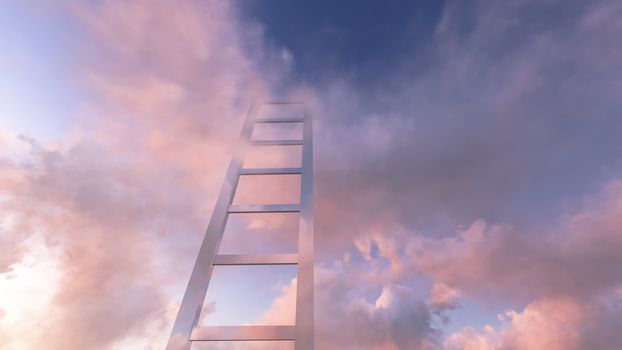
0 2 81 139
240 0 445 84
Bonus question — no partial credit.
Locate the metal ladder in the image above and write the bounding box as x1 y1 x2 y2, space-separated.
166 101 314 350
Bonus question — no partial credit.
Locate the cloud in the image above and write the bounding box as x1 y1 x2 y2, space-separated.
428 282 462 311
288 2 622 344
328 177 622 348
0 0 276 349
0 140 171 349
305 0 622 253
3 0 622 349
497 297 583 350
315 265 438 350
443 296 622 350
404 181 622 303
258 278 297 326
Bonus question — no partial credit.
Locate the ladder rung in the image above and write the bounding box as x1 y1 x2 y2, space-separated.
228 204 300 213
213 254 298 265
255 117 304 123
191 325 295 341
240 167 302 175
263 101 303 105
251 139 303 146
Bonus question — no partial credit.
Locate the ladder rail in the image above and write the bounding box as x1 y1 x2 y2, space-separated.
165 103 258 350
295 105 314 350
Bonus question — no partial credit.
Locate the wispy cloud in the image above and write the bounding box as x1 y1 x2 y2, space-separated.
1 0 273 348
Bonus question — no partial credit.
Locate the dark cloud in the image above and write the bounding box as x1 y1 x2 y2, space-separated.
306 0 622 254
315 264 439 349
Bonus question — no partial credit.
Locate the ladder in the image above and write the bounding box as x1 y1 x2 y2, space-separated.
166 101 314 350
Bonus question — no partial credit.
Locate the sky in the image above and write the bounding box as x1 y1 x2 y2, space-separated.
1 0 622 349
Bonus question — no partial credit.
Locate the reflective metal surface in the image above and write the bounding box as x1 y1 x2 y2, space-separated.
228 204 301 213
295 106 314 350
213 253 298 265
239 167 302 175
191 325 295 341
255 117 305 123
251 140 304 146
165 103 257 350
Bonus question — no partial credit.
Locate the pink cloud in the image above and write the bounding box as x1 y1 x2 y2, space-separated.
3 0 622 349
445 297 583 350
258 278 297 325
330 178 622 348
428 282 462 311
309 260 439 349
406 182 622 303
0 0 275 348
